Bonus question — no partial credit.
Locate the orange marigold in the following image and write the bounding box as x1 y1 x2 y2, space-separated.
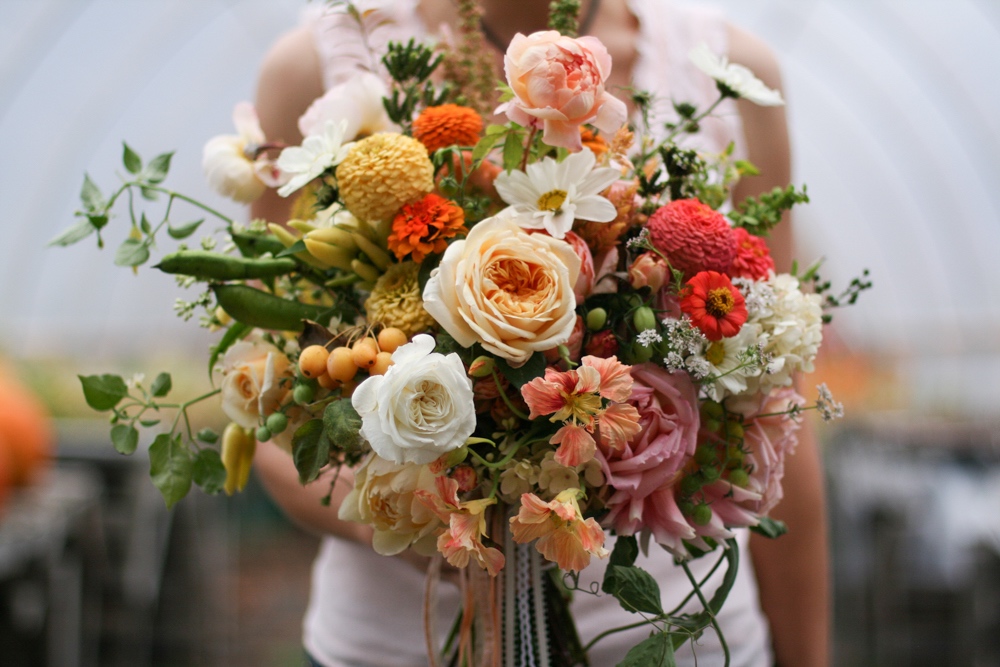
388 193 467 262
412 104 484 154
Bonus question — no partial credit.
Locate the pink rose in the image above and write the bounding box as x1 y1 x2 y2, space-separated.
596 364 700 554
498 31 628 151
563 231 595 301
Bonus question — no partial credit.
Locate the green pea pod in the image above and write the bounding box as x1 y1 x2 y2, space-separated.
230 230 288 258
212 284 327 332
156 250 296 280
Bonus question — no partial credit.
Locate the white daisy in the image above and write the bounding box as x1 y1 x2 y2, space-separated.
493 148 619 239
689 43 785 107
276 119 353 198
699 323 765 401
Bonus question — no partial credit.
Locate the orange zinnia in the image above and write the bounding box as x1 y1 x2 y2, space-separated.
412 104 483 154
388 193 467 262
580 126 608 157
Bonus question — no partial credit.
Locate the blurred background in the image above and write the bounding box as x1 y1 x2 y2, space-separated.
0 0 997 665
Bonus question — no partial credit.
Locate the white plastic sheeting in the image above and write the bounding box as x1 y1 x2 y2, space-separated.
1 1 998 404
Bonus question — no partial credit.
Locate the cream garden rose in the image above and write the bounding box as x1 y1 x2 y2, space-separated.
422 215 581 367
338 454 443 556
218 339 293 429
352 334 476 465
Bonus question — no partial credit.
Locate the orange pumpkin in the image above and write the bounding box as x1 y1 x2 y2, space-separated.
0 368 54 487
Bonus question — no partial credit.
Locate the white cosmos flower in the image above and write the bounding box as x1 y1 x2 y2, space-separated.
689 43 784 107
493 148 619 239
276 119 354 198
298 71 398 140
699 323 764 401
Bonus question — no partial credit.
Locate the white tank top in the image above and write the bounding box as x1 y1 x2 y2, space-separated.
301 2 769 665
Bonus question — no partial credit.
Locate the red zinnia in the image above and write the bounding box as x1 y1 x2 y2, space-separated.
680 271 748 341
646 199 736 278
728 227 775 281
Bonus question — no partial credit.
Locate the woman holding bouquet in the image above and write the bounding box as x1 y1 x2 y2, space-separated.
252 1 830 665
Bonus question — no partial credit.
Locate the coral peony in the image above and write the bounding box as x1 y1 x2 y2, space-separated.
647 198 736 278
728 227 775 281
498 31 627 152
680 270 748 341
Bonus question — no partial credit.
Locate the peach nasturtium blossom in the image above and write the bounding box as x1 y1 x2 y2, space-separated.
509 489 609 572
416 476 504 576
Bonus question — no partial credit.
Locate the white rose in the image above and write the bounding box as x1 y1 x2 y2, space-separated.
352 334 476 465
218 340 292 429
422 215 581 367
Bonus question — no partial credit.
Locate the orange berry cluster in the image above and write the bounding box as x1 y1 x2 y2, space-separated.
297 327 409 396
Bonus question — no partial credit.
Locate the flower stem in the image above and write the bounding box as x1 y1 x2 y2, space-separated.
489 367 529 421
681 559 731 666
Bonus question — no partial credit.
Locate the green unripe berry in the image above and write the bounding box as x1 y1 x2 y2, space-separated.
700 400 725 421
680 475 703 497
725 420 745 441
728 468 750 488
293 383 315 405
694 444 717 466
702 418 722 433
692 503 713 526
701 465 721 482
265 412 288 434
678 500 695 517
586 308 608 331
255 425 272 442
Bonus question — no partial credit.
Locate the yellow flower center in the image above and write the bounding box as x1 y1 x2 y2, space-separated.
706 287 735 318
705 341 726 366
537 189 568 212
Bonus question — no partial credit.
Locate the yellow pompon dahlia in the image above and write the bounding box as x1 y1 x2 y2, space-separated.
412 104 483 154
364 262 437 337
336 133 434 222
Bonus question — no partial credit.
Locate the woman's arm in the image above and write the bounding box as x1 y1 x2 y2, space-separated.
729 24 832 667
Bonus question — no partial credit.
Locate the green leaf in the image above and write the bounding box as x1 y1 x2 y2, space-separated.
149 372 172 398
110 424 139 455
276 239 307 258
196 428 219 444
750 516 788 540
79 374 128 411
167 218 203 240
88 214 109 230
80 173 104 211
471 130 505 166
123 143 142 174
114 238 150 267
208 321 251 380
140 186 159 201
502 132 525 172
139 213 152 235
48 219 96 247
322 399 363 456
148 433 193 508
616 632 676 667
496 352 546 388
139 419 161 427
609 535 639 568
144 151 173 184
603 565 664 616
292 419 329 484
192 448 227 495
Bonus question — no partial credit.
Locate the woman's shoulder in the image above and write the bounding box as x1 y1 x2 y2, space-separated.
726 22 783 93
255 26 325 144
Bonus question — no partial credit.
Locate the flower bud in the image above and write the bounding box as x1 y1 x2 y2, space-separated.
451 465 478 492
628 252 669 293
222 422 257 496
585 307 608 331
265 412 288 434
468 356 496 378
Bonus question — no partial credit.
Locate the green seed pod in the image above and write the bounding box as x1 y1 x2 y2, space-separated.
212 284 327 332
629 341 654 363
728 468 750 488
156 250 297 280
586 308 608 331
632 306 658 333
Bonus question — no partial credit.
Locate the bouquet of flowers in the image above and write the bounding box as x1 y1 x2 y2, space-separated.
55 1 869 665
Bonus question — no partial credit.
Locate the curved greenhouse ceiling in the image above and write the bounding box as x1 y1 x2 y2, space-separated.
1 0 997 407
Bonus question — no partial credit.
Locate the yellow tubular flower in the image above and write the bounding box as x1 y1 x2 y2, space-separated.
221 422 256 495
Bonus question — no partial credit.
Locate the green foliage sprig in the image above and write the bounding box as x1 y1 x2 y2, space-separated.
382 39 451 130
728 184 810 236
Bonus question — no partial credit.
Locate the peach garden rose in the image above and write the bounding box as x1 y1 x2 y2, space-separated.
422 214 581 367
498 31 627 152
218 339 293 430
